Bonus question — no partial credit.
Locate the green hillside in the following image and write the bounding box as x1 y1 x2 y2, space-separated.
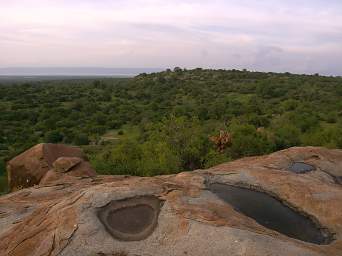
1 68 342 185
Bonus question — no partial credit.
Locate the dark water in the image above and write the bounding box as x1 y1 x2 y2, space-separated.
289 162 342 185
209 183 332 244
289 162 315 173
334 176 342 185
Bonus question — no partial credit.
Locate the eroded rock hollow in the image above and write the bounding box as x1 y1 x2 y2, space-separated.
97 196 162 241
0 145 342 256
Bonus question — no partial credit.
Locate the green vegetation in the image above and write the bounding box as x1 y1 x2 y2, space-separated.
0 176 8 195
1 68 342 191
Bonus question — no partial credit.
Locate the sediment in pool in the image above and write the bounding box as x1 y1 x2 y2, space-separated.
98 196 162 241
209 183 333 245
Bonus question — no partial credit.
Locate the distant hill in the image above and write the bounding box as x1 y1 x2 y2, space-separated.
0 67 164 76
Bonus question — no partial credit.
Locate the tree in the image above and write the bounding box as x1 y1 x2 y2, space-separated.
140 140 180 176
74 134 90 145
228 123 273 158
273 124 301 149
0 159 5 176
44 130 63 143
156 116 208 170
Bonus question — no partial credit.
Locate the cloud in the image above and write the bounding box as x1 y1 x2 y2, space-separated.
0 0 341 75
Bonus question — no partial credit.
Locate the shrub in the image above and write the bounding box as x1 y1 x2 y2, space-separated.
74 134 90 145
44 130 64 143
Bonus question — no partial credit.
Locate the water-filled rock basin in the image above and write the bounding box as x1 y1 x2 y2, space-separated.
106 205 155 234
98 196 161 241
209 183 332 244
289 162 315 173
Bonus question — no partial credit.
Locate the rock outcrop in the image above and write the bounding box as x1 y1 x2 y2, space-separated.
6 143 96 191
0 145 342 256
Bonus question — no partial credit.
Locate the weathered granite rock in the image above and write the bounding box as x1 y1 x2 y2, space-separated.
39 157 96 185
6 144 92 191
0 146 342 256
53 157 83 173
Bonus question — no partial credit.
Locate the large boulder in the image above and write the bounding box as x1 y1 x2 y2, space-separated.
6 143 91 191
39 156 96 185
0 146 341 256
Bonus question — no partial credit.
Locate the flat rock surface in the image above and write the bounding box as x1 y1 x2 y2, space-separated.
0 146 342 256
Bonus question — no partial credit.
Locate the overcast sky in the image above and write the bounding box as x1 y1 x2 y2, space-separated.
1 0 342 75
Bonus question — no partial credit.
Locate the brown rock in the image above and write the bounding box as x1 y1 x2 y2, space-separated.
0 146 341 256
53 157 83 173
40 157 96 185
6 143 87 191
66 159 96 177
39 169 63 185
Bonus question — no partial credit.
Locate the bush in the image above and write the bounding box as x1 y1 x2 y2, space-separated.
203 149 231 168
228 123 273 158
301 126 342 148
44 130 64 143
74 134 90 145
0 159 5 176
273 124 301 150
98 140 142 176
0 176 8 195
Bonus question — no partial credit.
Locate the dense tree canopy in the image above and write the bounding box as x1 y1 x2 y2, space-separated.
1 69 342 190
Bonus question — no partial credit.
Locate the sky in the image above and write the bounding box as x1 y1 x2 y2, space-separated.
1 0 342 75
